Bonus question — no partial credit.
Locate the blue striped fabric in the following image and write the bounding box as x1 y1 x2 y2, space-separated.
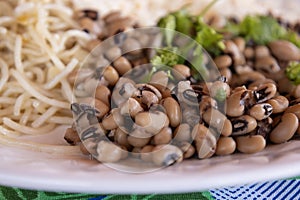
210 179 300 200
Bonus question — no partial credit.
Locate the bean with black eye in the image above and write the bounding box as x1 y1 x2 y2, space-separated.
267 96 289 113
64 128 81 145
236 135 266 154
226 89 249 117
112 78 137 106
199 95 218 115
215 136 236 156
161 97 181 127
256 117 272 138
220 68 232 82
249 103 273 121
224 40 245 66
151 145 183 166
113 56 132 75
254 83 277 103
81 97 109 119
120 97 143 118
106 17 135 36
231 115 257 136
135 111 169 134
79 17 101 35
269 113 298 144
191 124 217 159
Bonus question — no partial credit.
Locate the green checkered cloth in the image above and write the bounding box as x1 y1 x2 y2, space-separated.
1 176 300 200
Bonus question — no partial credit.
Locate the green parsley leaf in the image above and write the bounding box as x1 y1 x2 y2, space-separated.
151 47 183 67
158 14 176 46
286 61 300 85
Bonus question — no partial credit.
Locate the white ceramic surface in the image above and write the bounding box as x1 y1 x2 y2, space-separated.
0 126 300 194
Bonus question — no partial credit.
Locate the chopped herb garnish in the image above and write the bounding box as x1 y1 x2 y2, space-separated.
286 61 300 85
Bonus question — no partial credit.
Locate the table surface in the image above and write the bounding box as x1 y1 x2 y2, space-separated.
1 176 299 200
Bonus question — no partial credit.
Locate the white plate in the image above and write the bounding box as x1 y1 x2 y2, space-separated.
0 126 300 194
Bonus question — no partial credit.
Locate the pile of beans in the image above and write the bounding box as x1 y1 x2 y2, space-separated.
64 10 300 167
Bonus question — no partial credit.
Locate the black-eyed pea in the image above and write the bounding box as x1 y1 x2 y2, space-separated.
191 124 217 159
177 142 195 159
120 97 143 118
161 97 181 127
113 56 132 75
249 103 273 120
104 46 122 61
174 123 191 142
268 40 300 61
267 96 289 113
150 71 169 89
127 135 151 147
231 115 257 136
96 141 123 162
226 90 248 117
151 144 183 166
64 128 80 145
103 66 119 86
199 95 218 116
102 108 123 130
269 113 298 144
215 136 236 156
224 40 245 66
243 47 254 59
213 55 232 69
140 145 155 162
284 104 300 119
254 45 270 58
203 108 232 136
233 37 246 52
172 64 191 79
114 128 130 148
135 111 169 134
220 68 232 82
254 83 277 103
95 85 111 107
236 135 266 154
79 17 101 35
153 127 172 145
81 97 109 119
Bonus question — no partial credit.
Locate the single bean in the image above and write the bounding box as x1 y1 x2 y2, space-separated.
231 115 257 136
172 64 191 79
113 56 132 75
233 37 246 52
114 127 130 149
191 124 217 159
174 123 191 142
96 141 123 162
64 128 80 145
268 40 300 61
120 97 143 118
236 135 266 154
213 55 232 69
151 145 183 166
150 71 169 89
95 85 111 107
103 66 119 86
254 83 277 103
267 96 289 113
254 45 270 58
243 47 254 59
249 103 273 120
79 17 101 35
127 134 151 148
224 40 245 66
81 97 109 118
103 11 122 23
269 113 298 144
104 46 122 61
135 111 169 134
153 127 172 145
220 68 232 82
203 108 232 136
140 145 155 162
161 97 182 127
107 17 135 36
226 89 248 117
215 136 236 156
178 142 195 159
255 56 281 73
121 37 142 55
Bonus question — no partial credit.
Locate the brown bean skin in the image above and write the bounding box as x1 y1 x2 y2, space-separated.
161 97 182 127
140 145 155 162
244 47 254 59
284 104 300 119
135 111 169 134
173 123 191 142
114 128 130 149
233 37 246 52
226 90 248 117
268 40 300 61
269 113 298 144
267 96 289 113
178 142 195 159
150 71 169 88
127 135 151 148
172 64 191 79
95 85 111 107
216 137 236 156
96 141 123 163
81 97 109 119
102 108 123 130
64 128 81 145
113 56 132 75
213 55 232 69
153 127 172 145
236 135 266 154
254 45 270 58
151 145 183 166
103 66 119 86
191 124 217 159
203 108 232 136
254 83 277 103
